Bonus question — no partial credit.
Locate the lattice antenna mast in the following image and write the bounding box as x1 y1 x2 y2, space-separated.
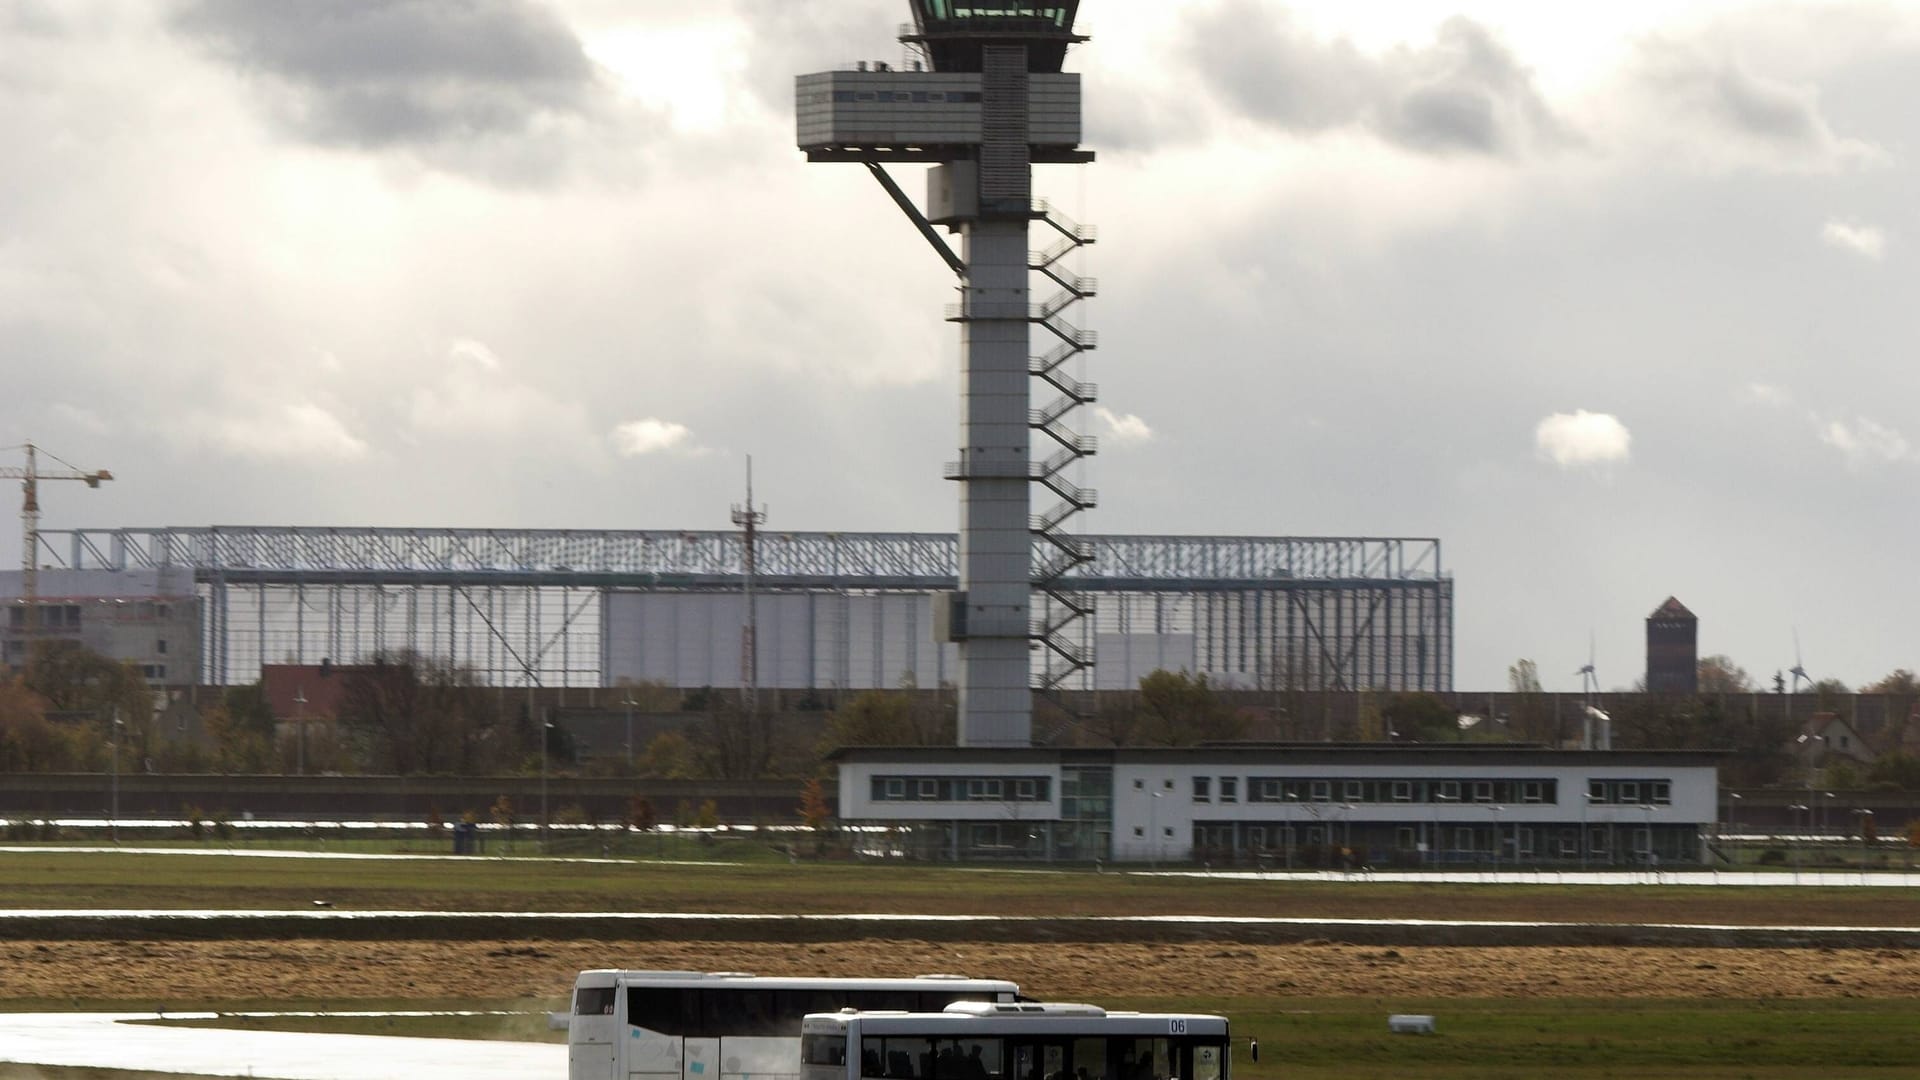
730 456 768 716
1 441 112 639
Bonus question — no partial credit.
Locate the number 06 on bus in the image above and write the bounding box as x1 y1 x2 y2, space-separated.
800 1003 1231 1080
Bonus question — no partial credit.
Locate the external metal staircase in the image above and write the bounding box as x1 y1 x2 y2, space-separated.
1028 199 1097 713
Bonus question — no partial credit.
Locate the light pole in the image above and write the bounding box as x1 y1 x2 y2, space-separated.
1433 791 1457 868
1284 791 1298 872
107 710 122 843
1724 791 1742 866
1488 805 1505 876
1581 790 1600 872
1788 803 1808 880
293 687 307 776
1148 789 1163 868
621 692 637 767
1852 807 1873 874
540 716 553 854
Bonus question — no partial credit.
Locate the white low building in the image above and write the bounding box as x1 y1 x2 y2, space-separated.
831 745 1722 866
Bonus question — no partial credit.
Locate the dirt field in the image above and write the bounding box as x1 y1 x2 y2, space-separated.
4 938 1918 1004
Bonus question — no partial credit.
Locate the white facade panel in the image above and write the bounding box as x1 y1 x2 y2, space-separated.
603 591 956 691
1093 632 1197 691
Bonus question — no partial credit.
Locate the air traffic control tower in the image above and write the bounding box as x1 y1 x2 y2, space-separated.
798 3 1096 747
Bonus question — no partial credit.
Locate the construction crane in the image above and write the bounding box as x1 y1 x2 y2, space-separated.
2 441 112 638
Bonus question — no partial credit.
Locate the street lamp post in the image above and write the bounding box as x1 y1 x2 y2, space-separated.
293 688 307 776
1788 803 1809 881
1488 805 1505 876
1284 791 1298 872
1433 791 1457 869
107 710 122 843
540 715 553 854
1148 789 1163 869
622 693 637 767
1852 808 1874 874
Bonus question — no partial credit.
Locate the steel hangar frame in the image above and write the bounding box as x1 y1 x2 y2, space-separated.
34 527 1453 694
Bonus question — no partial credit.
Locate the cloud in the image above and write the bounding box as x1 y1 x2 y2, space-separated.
1535 410 1631 468
170 0 612 182
1821 220 1887 260
202 402 369 462
1820 417 1911 468
408 339 591 441
1631 41 1885 171
1739 383 1794 408
1184 6 1569 158
1095 407 1154 444
611 418 696 456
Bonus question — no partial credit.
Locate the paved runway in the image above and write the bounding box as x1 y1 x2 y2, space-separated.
0 1011 562 1080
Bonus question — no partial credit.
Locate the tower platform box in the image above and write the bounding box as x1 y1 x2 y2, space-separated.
1388 1014 1435 1034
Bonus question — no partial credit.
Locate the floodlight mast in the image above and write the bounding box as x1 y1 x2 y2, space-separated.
798 1 1096 747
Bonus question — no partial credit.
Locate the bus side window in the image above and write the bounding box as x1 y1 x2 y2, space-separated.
630 988 694 1034
576 987 617 1015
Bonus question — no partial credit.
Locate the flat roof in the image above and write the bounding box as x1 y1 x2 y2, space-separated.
828 745 1727 766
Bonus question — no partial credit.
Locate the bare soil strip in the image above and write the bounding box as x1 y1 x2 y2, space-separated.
5 939 1917 1003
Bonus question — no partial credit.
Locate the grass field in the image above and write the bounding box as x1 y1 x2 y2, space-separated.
1 844 1918 927
4 845 1920 1079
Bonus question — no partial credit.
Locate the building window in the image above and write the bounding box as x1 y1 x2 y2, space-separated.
1310 780 1330 802
919 779 938 799
157 639 168 654
1164 779 1174 790
1391 781 1412 803
1015 778 1036 800
1650 780 1671 805
1133 827 1143 838
1396 827 1416 850
1344 781 1364 802
1619 782 1639 804
1455 827 1474 851
1438 781 1460 801
1163 826 1173 838
1588 779 1606 802
1219 777 1237 803
884 778 905 799
1471 781 1493 803
1192 777 1211 803
1133 779 1144 790
1521 781 1544 804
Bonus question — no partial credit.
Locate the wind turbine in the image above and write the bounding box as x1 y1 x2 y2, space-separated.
1787 629 1812 731
1576 632 1602 749
1789 629 1813 693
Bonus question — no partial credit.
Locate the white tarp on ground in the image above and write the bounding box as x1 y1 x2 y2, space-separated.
0 1012 563 1080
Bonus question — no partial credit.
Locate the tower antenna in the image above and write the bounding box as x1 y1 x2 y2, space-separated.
731 456 768 719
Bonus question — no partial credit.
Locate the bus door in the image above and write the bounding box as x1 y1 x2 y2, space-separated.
721 1036 797 1080
683 1037 719 1080
569 985 619 1080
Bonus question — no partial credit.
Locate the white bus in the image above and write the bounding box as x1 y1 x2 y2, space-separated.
570 970 1025 1080
799 1003 1234 1080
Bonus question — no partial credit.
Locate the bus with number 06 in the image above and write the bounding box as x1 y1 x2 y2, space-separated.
569 970 1025 1080
799 1002 1235 1080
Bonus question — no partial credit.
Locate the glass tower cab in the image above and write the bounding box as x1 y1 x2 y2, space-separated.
905 1 1086 73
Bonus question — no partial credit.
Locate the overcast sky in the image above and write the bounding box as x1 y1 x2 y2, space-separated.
3 0 1917 693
